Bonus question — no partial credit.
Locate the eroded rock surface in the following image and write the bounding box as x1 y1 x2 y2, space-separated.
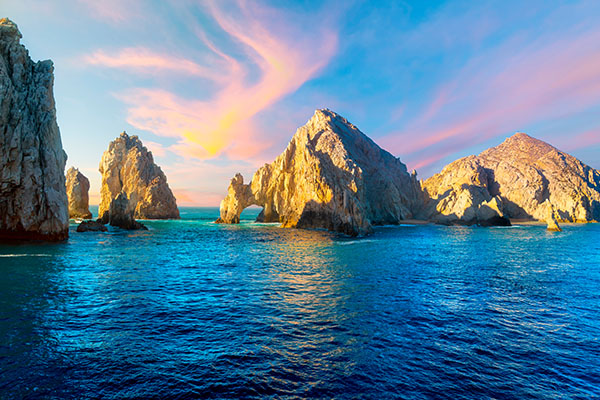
218 109 421 236
76 220 107 232
99 132 179 221
66 167 92 219
423 133 600 225
99 192 147 230
0 18 68 240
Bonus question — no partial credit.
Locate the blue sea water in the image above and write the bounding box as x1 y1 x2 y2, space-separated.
0 207 599 399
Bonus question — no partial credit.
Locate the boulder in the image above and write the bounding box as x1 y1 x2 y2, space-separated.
76 220 107 232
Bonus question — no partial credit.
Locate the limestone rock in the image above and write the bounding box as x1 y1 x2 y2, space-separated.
421 156 510 226
66 167 92 219
76 220 107 232
218 109 421 236
0 18 68 241
98 132 179 221
423 133 600 224
99 192 147 230
544 200 562 232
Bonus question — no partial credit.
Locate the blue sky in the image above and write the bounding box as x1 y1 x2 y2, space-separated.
4 0 600 205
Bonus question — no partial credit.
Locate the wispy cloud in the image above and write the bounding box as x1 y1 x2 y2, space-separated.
84 0 338 160
381 6 600 175
83 48 223 80
76 0 143 23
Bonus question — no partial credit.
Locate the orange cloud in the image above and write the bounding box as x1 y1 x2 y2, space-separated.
86 0 338 161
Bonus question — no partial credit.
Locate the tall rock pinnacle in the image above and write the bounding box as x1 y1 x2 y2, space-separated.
0 18 69 240
98 132 179 222
66 167 92 219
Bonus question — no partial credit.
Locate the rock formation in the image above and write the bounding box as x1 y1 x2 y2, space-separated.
98 132 179 222
76 220 107 232
217 109 422 236
544 201 562 232
0 18 69 241
421 156 511 226
423 133 600 225
99 192 147 230
66 167 92 219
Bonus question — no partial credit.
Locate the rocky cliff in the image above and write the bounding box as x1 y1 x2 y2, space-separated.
66 167 92 219
98 132 179 221
0 18 69 240
423 133 600 225
217 109 421 236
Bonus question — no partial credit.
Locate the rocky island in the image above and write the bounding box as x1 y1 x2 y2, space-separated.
0 18 69 241
66 167 92 219
217 109 422 236
98 131 179 229
423 133 600 228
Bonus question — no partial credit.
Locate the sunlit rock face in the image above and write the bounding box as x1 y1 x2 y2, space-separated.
423 133 600 224
218 109 422 236
66 167 92 219
98 132 179 221
0 18 69 241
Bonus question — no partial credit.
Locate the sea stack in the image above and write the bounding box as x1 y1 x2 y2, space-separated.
0 18 69 240
103 192 147 230
423 133 600 225
98 132 179 222
66 167 92 219
217 109 422 236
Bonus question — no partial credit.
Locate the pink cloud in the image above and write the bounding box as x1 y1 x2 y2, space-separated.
83 48 224 80
382 24 600 176
86 0 338 161
144 140 167 158
76 0 142 23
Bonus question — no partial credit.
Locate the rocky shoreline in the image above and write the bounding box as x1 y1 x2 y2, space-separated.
1 18 598 240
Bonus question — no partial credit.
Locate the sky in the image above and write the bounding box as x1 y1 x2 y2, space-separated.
3 0 600 206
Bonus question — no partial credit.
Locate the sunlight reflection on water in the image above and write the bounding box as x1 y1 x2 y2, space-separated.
0 208 599 398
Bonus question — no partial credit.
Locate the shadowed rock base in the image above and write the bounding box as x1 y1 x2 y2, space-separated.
0 229 68 241
76 221 108 232
98 192 148 230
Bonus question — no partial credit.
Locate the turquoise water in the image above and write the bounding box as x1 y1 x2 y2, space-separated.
1 207 599 399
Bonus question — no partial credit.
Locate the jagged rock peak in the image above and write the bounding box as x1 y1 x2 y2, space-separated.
66 167 92 219
481 132 557 161
0 18 69 240
217 109 422 236
98 131 179 221
423 132 600 225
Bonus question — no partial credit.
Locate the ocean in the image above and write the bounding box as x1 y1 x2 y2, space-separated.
1 207 599 399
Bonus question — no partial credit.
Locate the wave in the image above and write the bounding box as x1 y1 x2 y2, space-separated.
0 254 52 257
336 239 378 245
